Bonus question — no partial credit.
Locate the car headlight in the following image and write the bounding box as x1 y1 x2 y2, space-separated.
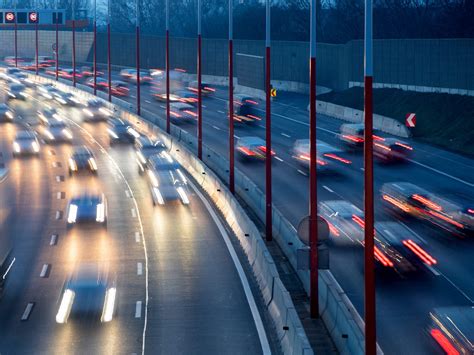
56 97 67 105
88 157 98 171
147 170 159 187
177 169 187 184
62 129 73 139
67 204 78 223
44 129 55 140
19 92 27 98
6 111 13 119
176 186 190 205
83 108 94 117
101 287 116 323
43 93 53 99
137 151 146 164
107 128 119 139
56 289 75 324
13 142 20 153
71 97 80 104
152 187 165 205
96 203 105 222
8 92 16 98
31 141 40 153
127 127 140 138
69 158 77 171
99 107 111 116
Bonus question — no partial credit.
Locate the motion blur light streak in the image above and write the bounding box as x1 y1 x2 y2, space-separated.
430 329 460 355
374 246 394 268
382 194 411 212
428 210 464 229
323 153 352 164
56 289 75 324
402 239 437 265
412 194 443 212
101 287 116 322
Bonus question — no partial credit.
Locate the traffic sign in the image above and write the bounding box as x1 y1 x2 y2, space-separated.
406 113 416 128
270 88 277 97
297 215 329 246
5 12 15 23
29 12 38 23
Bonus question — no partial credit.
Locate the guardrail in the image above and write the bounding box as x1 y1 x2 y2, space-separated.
28 73 383 354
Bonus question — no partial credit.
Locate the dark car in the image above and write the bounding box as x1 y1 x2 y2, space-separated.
56 263 116 324
338 123 384 150
135 136 167 174
107 118 139 144
68 146 98 175
188 80 216 96
374 138 413 163
53 91 80 106
0 103 14 122
236 136 275 161
318 200 364 245
6 83 27 100
82 99 112 121
146 152 190 205
292 139 352 171
66 193 107 228
429 306 474 355
37 84 60 100
230 94 262 123
38 120 73 144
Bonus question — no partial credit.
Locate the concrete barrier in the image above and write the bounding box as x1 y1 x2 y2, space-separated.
30 72 385 355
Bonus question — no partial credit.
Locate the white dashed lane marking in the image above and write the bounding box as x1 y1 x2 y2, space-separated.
135 301 142 318
323 185 334 193
21 303 35 321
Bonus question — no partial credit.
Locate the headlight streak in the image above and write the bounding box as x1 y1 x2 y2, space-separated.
67 204 78 223
56 289 75 323
101 287 117 322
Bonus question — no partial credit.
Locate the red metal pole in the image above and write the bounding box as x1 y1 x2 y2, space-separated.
229 39 234 194
72 19 76 86
136 25 141 115
93 20 97 95
35 20 39 74
55 17 59 80
14 19 17 67
364 1 376 354
107 23 111 102
197 34 202 160
265 45 272 242
166 30 170 133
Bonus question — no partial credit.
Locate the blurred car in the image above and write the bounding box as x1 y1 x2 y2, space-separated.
6 83 27 100
0 103 14 122
381 182 474 237
55 263 116 324
82 99 112 121
68 146 98 175
58 68 83 80
0 67 22 81
135 136 167 174
35 56 56 68
338 123 384 150
37 106 63 125
230 94 262 123
169 102 198 122
374 138 413 162
66 193 107 228
292 139 352 171
80 66 104 78
12 130 40 156
120 68 152 84
236 136 275 161
188 80 216 96
53 91 80 106
429 306 474 355
152 89 196 104
107 118 139 144
37 84 60 100
4 56 26 66
86 77 108 91
146 152 190 205
18 61 36 71
38 120 73 143
318 200 364 244
110 80 129 96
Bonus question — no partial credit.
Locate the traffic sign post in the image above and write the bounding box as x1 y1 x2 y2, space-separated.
270 88 277 97
406 113 416 128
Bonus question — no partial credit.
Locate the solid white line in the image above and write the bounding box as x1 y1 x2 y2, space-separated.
234 134 240 139
50 234 58 246
398 221 429 244
281 132 291 138
21 303 34 321
323 185 334 193
40 264 49 278
426 265 441 276
407 159 474 188
212 125 221 131
135 231 141 243
135 301 142 318
131 208 137 218
159 105 166 109
137 262 143 276
297 169 308 176
441 274 474 303
274 156 284 162
145 100 151 104
189 180 271 354
64 118 149 355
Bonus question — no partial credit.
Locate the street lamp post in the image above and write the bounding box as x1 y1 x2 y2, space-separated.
135 0 141 115
364 0 376 354
309 0 319 319
107 0 111 102
197 0 202 160
265 0 272 242
93 0 97 95
228 0 234 194
165 0 170 133
72 0 76 86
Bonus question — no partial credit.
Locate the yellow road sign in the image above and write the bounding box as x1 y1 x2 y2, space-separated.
270 88 277 97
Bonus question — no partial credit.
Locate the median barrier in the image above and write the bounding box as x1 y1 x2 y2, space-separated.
30 72 386 355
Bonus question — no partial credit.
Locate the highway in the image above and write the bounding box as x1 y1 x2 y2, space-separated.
69 69 474 355
0 79 274 354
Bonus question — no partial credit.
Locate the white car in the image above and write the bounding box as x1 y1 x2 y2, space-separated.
12 131 40 156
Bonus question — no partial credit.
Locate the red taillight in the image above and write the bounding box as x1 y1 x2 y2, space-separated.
299 154 310 161
395 142 413 151
374 142 391 151
238 147 255 156
317 159 328 166
183 110 198 117
402 239 437 265
468 209 474 214
430 329 460 355
170 111 181 118
428 210 464 229
247 114 261 121
245 99 258 105
327 221 340 237
188 87 198 93
258 146 275 155
374 246 394 267
382 194 411 213
342 134 364 143
412 194 443 211
174 68 186 72
352 214 365 229
373 134 385 141
323 153 352 164
204 87 216 92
